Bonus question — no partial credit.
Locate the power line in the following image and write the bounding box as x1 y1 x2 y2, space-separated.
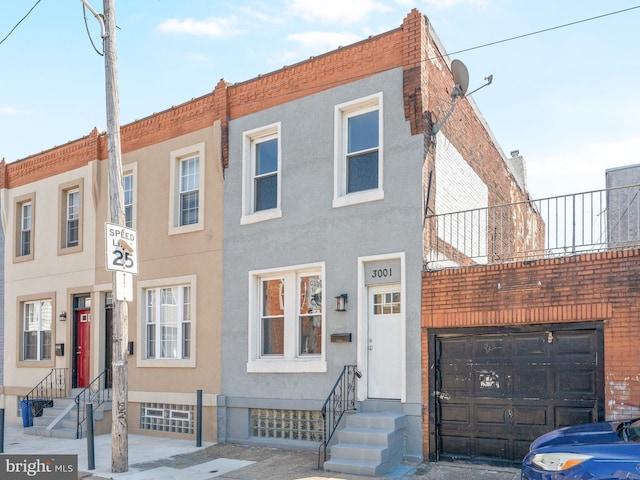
439 5 640 59
0 0 43 47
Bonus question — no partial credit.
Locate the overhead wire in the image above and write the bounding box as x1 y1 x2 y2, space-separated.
0 0 43 47
440 4 640 59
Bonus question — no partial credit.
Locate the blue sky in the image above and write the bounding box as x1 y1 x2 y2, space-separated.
1 0 639 199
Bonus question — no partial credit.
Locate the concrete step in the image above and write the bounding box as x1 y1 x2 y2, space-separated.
323 458 381 476
346 411 405 430
338 425 403 447
324 411 406 477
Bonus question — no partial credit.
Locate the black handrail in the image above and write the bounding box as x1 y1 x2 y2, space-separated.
317 365 359 468
25 368 68 409
75 369 112 439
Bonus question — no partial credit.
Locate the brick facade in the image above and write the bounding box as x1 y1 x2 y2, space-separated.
422 249 640 457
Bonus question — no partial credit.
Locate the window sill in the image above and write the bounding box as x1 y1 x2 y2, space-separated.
241 208 282 225
137 358 196 368
332 189 384 208
168 222 204 236
247 358 327 373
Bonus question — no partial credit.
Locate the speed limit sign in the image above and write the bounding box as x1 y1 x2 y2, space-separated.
105 223 139 275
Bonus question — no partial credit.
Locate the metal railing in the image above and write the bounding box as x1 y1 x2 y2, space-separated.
24 368 68 409
75 369 112 439
317 365 359 468
424 184 640 270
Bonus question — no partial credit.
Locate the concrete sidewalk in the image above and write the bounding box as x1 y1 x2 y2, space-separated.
1 421 521 479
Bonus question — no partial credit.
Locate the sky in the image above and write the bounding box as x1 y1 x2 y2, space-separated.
1 0 639 200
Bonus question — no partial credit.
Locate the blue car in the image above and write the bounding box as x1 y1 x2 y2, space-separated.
521 418 640 479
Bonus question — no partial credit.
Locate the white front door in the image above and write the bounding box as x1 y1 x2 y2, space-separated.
367 284 401 399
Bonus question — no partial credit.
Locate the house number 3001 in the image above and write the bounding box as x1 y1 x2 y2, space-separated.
371 268 392 278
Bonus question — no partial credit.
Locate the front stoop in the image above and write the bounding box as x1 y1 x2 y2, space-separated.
324 411 405 477
24 396 111 439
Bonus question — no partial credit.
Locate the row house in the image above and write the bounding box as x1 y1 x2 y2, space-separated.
0 116 225 441
0 8 541 475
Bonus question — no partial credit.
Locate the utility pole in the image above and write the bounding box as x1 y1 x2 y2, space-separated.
103 0 128 472
81 0 128 472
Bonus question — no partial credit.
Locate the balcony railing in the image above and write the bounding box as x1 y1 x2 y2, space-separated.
424 184 640 270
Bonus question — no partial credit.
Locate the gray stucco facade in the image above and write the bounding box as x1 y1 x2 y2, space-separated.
220 68 425 460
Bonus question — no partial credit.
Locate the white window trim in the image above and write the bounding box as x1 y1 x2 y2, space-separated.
123 163 138 229
14 192 35 262
136 275 197 368
333 93 384 209
247 262 326 373
168 143 205 235
241 122 282 225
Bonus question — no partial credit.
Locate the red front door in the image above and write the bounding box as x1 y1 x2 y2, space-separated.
76 310 91 387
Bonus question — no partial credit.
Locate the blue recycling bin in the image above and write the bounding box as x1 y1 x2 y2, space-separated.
19 399 45 427
19 399 33 427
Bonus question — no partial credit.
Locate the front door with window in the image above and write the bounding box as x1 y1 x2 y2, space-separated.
76 310 91 387
367 285 401 399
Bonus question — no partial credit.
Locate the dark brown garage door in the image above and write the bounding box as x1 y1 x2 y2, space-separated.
430 323 604 465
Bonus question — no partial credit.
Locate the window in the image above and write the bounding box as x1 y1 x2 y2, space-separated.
248 263 326 373
22 300 52 361
66 189 79 246
145 285 191 360
169 143 205 234
21 202 32 256
333 93 383 208
124 173 133 228
59 180 83 253
14 193 35 261
241 123 282 224
179 156 199 226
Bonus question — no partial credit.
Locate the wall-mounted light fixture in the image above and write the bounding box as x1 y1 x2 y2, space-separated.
59 310 67 321
334 294 348 312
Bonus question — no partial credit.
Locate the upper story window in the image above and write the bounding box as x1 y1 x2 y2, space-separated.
21 202 32 256
169 143 205 235
179 156 199 226
241 123 282 225
124 173 134 228
59 180 83 254
66 189 80 247
14 193 35 262
333 93 384 208
247 263 326 373
22 299 52 361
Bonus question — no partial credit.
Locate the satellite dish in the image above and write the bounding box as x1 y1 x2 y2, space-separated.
451 59 469 98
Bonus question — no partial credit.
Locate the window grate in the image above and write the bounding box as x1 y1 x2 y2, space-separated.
250 408 323 442
140 402 194 434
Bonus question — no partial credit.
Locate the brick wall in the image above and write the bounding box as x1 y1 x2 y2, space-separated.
421 249 640 457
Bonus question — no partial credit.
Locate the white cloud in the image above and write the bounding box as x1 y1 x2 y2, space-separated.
156 16 245 38
236 5 285 24
285 31 362 51
421 0 490 9
288 0 392 24
0 107 31 116
527 137 640 199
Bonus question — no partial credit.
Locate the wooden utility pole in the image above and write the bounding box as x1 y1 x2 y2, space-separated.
81 0 128 471
102 0 128 472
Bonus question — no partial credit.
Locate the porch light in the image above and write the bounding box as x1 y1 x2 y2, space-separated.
59 310 67 321
334 294 348 312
